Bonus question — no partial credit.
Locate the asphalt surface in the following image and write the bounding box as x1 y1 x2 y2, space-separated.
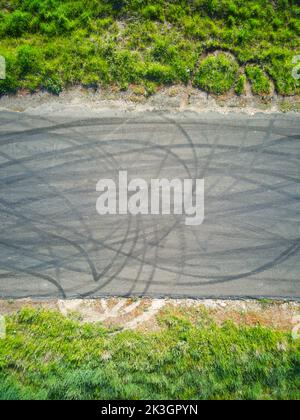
0 109 299 300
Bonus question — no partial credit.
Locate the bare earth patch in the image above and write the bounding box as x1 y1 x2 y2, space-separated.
0 298 299 333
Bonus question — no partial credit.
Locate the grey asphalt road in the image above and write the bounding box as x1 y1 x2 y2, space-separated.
0 109 299 300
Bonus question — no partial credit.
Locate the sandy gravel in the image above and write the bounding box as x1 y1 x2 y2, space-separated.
0 298 299 332
0 85 299 115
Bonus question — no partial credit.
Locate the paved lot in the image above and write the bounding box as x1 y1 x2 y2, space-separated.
0 109 299 299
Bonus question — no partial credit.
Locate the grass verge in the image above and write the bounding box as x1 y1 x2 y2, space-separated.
0 306 299 400
0 1 299 97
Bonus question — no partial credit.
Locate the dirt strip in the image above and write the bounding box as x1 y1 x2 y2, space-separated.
0 298 299 332
0 86 299 115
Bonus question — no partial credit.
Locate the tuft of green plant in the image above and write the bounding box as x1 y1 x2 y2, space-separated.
194 54 239 95
2 11 31 37
265 57 300 96
17 45 42 75
141 5 164 22
144 62 176 85
245 65 271 96
235 74 246 95
82 57 110 87
280 100 300 113
144 81 157 96
42 76 63 95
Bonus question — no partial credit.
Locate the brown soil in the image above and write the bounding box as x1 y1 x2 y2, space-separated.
0 298 299 333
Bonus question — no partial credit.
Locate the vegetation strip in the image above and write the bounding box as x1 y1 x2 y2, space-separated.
0 305 299 400
0 1 299 97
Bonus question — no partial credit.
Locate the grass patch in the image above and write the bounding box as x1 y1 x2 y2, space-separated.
245 65 272 95
280 99 300 113
194 53 239 95
235 74 246 96
0 307 299 400
0 1 299 96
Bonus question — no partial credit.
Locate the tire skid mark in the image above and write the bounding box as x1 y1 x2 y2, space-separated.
0 112 299 298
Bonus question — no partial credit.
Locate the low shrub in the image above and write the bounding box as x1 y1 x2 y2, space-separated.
144 62 176 84
3 11 31 37
17 45 42 75
42 76 63 95
141 5 164 22
194 53 239 95
245 65 271 95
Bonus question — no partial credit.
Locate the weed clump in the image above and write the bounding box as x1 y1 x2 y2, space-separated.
245 65 271 95
235 74 246 95
194 54 239 95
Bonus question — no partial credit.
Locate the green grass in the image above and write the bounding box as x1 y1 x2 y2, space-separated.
245 65 272 95
0 1 299 96
235 74 246 95
0 307 299 400
193 53 239 95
